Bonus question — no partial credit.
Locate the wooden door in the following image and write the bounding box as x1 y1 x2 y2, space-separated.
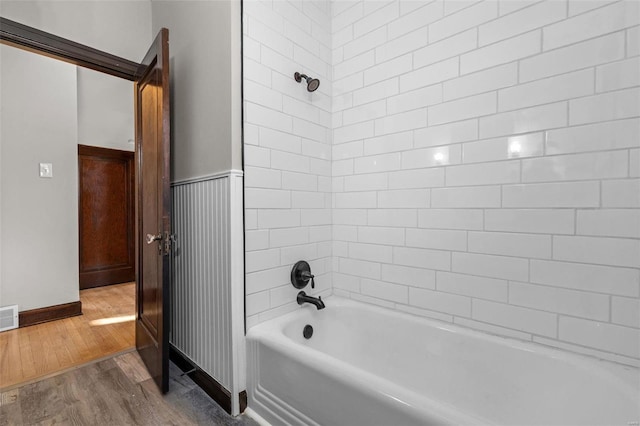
78 145 135 289
134 28 171 393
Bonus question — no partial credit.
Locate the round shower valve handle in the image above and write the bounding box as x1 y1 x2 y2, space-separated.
291 260 315 289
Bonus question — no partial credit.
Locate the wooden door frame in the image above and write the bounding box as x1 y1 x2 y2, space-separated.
0 17 141 79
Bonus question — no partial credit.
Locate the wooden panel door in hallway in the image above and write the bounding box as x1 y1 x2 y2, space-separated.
78 145 135 289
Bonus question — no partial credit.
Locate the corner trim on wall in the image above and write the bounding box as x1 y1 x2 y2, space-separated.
169 345 247 415
228 172 247 415
18 301 82 328
170 169 244 187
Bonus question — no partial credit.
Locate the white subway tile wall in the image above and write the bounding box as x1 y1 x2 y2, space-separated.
244 0 640 365
244 0 333 328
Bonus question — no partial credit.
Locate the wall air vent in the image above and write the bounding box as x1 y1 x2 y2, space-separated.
0 305 19 332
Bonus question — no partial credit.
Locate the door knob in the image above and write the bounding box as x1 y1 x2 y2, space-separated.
146 233 162 244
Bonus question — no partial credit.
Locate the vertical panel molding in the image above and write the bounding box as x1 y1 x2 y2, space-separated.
171 170 245 412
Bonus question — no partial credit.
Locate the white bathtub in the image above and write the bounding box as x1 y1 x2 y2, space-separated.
246 297 639 426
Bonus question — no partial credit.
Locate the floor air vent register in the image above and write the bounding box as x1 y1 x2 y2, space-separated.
0 305 19 332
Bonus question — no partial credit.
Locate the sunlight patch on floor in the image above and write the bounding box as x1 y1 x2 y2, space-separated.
89 314 135 326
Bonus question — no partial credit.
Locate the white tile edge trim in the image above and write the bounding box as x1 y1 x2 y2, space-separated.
229 173 247 416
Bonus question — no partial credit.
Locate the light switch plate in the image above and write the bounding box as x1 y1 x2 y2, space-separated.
39 163 53 178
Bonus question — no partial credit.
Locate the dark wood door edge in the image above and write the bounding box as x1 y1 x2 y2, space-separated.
135 27 171 394
19 301 82 328
169 345 247 415
0 17 140 80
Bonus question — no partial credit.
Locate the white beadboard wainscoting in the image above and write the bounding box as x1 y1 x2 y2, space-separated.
171 170 246 415
243 0 640 367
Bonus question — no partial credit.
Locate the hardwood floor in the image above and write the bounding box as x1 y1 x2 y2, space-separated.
0 282 135 390
0 351 256 426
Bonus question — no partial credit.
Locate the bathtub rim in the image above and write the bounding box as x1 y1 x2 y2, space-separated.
248 323 484 425
247 295 639 395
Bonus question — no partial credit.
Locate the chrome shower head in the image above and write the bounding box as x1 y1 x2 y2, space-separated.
294 72 320 92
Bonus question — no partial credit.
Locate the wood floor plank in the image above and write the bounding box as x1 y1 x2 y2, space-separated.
0 389 22 426
16 327 36 380
1 352 257 426
18 376 61 424
26 326 48 377
0 333 17 387
50 319 74 367
67 360 137 425
60 316 92 363
37 321 63 374
0 283 135 389
113 351 151 384
0 334 8 373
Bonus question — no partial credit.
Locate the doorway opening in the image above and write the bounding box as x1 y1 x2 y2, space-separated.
0 17 171 393
79 145 135 289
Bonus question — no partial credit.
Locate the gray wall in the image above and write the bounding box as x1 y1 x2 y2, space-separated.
0 0 152 62
0 0 153 154
152 0 243 182
78 68 135 152
0 1 152 311
0 46 79 311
